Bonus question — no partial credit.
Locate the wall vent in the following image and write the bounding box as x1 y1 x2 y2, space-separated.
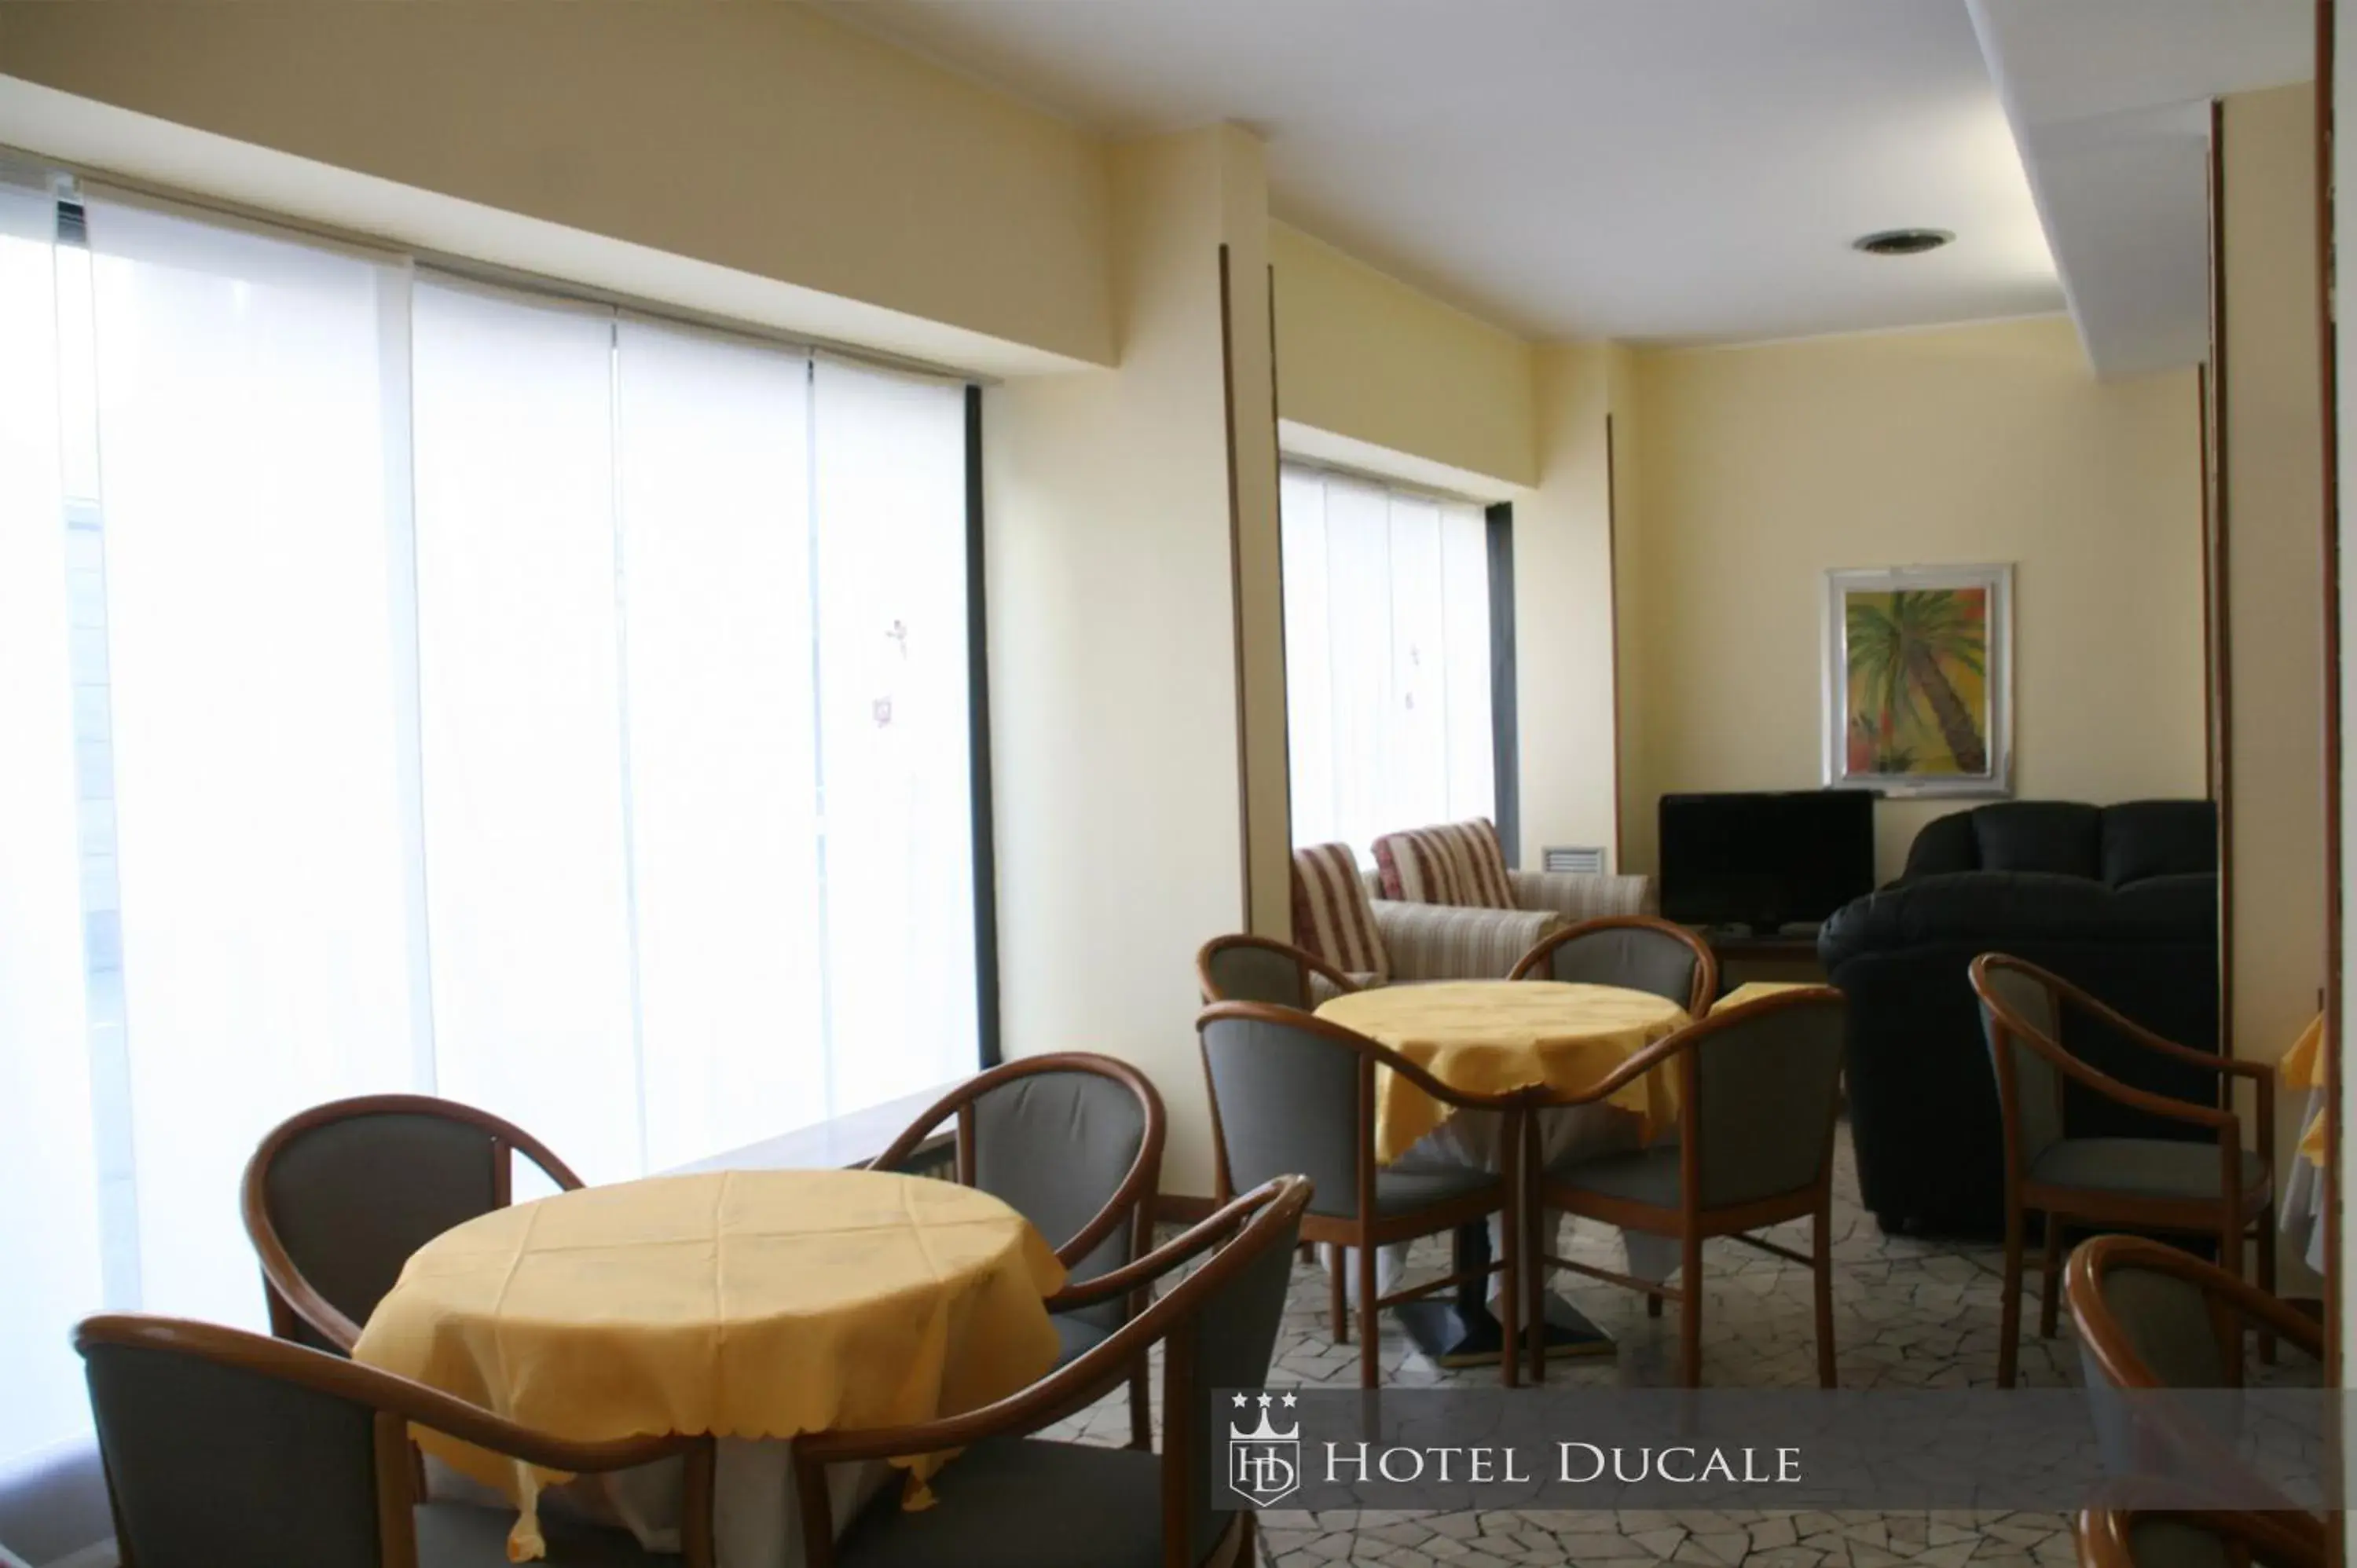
1541 846 1608 875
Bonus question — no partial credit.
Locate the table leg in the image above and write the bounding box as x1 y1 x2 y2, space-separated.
1389 1222 1615 1368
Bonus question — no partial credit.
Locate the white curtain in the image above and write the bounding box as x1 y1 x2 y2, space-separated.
0 197 983 1512
0 186 104 1488
1281 465 1496 861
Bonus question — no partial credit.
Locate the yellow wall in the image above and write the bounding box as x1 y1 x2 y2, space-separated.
1622 317 2207 883
1269 222 1537 487
1512 343 1628 870
0 2 1114 366
984 127 1277 1196
2219 85 2327 1227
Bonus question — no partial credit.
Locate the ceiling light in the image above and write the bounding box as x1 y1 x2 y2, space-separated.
1853 229 1955 257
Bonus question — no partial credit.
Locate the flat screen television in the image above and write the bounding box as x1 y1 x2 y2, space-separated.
1657 789 1876 934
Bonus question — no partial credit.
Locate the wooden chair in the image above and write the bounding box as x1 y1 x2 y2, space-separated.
1524 986 1848 1387
869 1053 1165 1449
75 1312 714 1568
1970 954 2275 1387
242 1094 584 1354
789 1174 1310 1568
2076 1508 2324 1568
2067 1233 2318 1390
1197 1001 1532 1389
1196 932 1362 1008
1507 914 1719 1017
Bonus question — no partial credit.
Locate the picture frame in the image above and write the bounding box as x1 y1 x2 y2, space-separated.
1821 562 2013 797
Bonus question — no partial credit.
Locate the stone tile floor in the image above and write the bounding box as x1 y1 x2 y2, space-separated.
1043 1130 2319 1567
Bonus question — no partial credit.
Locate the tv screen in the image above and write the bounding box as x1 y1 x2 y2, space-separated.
1657 790 1875 933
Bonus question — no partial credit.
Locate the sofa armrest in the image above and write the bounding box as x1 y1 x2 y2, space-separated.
1371 900 1560 981
1508 870 1654 921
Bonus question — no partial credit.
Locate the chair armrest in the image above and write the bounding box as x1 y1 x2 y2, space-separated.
1509 870 1653 921
1373 899 1560 980
2008 1024 2239 1134
2051 974 2274 1083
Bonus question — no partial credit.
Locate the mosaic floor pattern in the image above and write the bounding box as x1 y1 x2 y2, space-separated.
1041 1130 2315 1568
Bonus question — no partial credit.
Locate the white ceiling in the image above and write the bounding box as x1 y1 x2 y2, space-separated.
1969 0 2311 378
829 0 2067 345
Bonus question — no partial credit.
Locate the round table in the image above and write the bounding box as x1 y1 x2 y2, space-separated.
1313 979 1690 1365
1314 979 1688 1162
354 1167 1065 1565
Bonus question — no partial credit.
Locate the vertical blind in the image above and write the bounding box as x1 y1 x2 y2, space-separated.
0 191 981 1488
1280 464 1496 861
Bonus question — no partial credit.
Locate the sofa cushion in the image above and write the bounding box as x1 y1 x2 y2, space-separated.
1970 802 2102 879
1291 843 1390 984
1373 819 1514 907
2099 800 2219 886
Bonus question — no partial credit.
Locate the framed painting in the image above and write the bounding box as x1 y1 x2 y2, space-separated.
1822 563 2012 797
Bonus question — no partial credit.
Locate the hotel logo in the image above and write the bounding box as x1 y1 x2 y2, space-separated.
1227 1392 1301 1507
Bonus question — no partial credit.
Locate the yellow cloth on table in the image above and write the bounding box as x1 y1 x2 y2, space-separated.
2281 1012 2327 1167
1712 980 1817 1013
354 1167 1065 1561
1316 980 1688 1162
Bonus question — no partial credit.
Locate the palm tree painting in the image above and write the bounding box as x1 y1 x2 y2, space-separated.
1828 566 2011 794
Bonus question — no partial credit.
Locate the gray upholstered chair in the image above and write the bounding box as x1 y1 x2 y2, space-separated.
1526 986 1847 1387
2076 1508 2322 1568
869 1053 1165 1447
1506 915 1718 1016
790 1175 1310 1568
2066 1233 2319 1390
1970 954 2276 1387
1196 931 1361 1008
1197 1001 1530 1389
243 1095 585 1354
76 1312 713 1567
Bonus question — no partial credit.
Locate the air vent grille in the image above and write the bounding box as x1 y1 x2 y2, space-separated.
1541 846 1607 875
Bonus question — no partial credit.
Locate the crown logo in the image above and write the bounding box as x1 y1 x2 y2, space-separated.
1228 1392 1299 1442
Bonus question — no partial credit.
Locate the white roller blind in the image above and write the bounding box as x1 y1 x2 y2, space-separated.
614 317 826 1172
1280 465 1498 863
811 357 977 1112
0 186 103 1482
86 199 418 1329
411 279 643 1184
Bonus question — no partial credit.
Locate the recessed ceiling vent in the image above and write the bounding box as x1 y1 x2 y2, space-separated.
1852 228 1954 257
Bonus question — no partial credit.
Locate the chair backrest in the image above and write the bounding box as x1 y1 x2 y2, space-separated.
1971 955 2068 1169
1197 933 1312 1008
2064 1233 2320 1390
79 1317 394 1568
1684 988 1847 1210
872 1054 1164 1330
1514 916 1715 1015
1197 1005 1371 1221
1163 1179 1308 1567
2077 1509 2322 1568
1290 842 1391 982
78 1314 703 1568
244 1095 584 1353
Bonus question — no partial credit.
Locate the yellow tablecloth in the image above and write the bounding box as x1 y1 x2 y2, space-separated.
1314 980 1688 1163
354 1168 1065 1559
1712 980 1816 1013
2283 1013 2326 1166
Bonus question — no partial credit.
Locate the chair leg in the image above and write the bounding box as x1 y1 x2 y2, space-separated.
1357 1233 1380 1390
1127 1354 1152 1450
1998 1201 2025 1389
1499 1129 1521 1391
1527 1200 1547 1385
2256 1203 2278 1365
2038 1217 2063 1340
1329 1244 1349 1346
1678 1229 1703 1388
1813 1196 1837 1390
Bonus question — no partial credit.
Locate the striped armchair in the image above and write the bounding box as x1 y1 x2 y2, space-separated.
1369 819 1652 933
1292 841 1559 984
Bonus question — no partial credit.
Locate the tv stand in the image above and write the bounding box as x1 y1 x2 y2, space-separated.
1691 925 1826 976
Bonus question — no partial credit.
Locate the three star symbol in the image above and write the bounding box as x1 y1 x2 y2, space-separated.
1229 1392 1299 1409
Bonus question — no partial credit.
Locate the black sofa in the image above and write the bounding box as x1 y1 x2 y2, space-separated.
1817 800 2220 1237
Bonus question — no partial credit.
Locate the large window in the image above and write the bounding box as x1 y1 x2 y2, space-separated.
1280 463 1501 860
0 189 983 1490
